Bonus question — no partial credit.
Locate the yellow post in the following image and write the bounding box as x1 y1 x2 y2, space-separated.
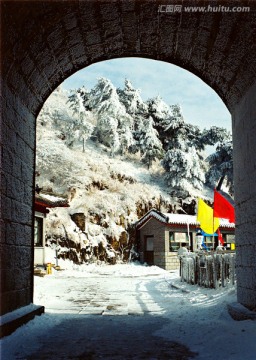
46 263 52 274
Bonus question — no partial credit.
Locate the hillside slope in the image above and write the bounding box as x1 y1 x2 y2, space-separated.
36 87 212 264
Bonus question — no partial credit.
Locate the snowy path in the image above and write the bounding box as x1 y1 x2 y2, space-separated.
36 273 173 316
1 263 256 359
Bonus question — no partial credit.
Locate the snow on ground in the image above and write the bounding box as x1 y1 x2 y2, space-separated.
1 263 256 359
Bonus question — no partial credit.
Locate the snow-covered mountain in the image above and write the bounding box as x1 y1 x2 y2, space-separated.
36 84 231 265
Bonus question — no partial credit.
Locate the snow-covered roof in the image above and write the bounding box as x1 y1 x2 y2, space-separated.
165 213 199 225
136 209 235 229
35 192 69 208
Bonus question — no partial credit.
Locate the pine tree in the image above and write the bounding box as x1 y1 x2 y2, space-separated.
146 96 173 148
206 140 233 194
117 79 147 116
67 90 94 151
67 90 86 119
147 95 171 128
161 104 188 150
77 86 92 111
117 79 148 155
90 78 133 156
200 126 230 147
119 127 135 155
162 147 206 194
161 104 206 193
97 115 120 156
136 117 163 168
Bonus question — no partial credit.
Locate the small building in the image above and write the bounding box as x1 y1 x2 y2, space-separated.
34 191 69 266
135 209 235 271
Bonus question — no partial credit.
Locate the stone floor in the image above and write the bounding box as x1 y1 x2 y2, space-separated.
40 275 174 316
7 274 197 359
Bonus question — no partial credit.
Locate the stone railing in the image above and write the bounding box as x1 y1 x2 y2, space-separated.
180 252 236 288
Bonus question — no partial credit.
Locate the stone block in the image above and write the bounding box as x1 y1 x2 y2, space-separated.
236 244 256 267
0 304 44 337
23 185 33 207
228 302 256 321
12 157 22 180
1 195 12 221
11 200 32 225
1 268 16 292
15 268 33 291
237 286 256 311
86 29 102 46
236 227 256 246
21 161 34 185
2 148 15 175
236 266 256 290
5 222 32 247
0 220 6 244
3 173 24 203
16 246 33 269
0 244 16 269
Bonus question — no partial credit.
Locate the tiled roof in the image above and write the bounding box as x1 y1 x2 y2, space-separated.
35 192 69 208
136 209 235 229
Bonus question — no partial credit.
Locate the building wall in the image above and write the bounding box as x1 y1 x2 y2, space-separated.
138 220 235 271
165 225 196 271
139 218 165 267
138 219 196 270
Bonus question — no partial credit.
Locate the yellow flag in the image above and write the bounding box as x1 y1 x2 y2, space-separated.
197 198 220 234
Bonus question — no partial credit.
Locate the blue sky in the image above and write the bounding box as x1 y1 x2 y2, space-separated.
62 57 231 131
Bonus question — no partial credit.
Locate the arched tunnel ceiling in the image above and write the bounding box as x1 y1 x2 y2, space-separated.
1 0 256 116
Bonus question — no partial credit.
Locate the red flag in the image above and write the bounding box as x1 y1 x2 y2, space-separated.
214 189 235 223
217 228 224 245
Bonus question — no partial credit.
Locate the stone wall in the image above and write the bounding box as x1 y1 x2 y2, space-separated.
1 83 36 315
233 81 256 310
1 0 256 317
154 252 178 270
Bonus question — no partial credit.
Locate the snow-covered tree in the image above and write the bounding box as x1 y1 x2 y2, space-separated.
89 78 134 156
200 126 230 148
117 79 147 117
147 96 171 127
160 104 232 193
119 127 135 156
163 107 229 152
96 115 119 155
161 105 207 192
136 117 163 168
206 140 233 195
66 90 94 151
117 79 148 153
160 104 197 155
162 147 206 193
76 86 93 112
89 78 122 116
116 105 134 155
67 90 86 118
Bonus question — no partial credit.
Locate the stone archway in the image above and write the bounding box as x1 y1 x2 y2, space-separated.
1 0 256 323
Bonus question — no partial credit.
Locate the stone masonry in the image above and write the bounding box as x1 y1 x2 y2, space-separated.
1 0 256 319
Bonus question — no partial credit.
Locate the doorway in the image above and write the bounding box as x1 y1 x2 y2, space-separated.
144 235 154 265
